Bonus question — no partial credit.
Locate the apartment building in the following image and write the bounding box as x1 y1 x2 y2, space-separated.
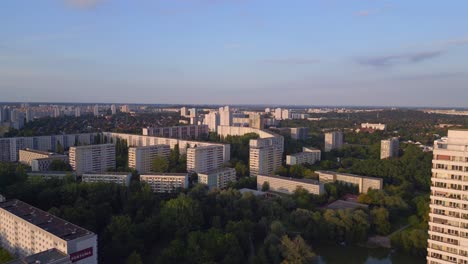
381 137 400 159
82 172 132 186
128 145 170 174
257 175 325 195
0 199 97 264
69 144 115 175
427 129 468 264
142 125 209 139
286 147 321 165
204 111 220 132
290 127 309 140
219 106 233 126
361 123 387 131
324 131 344 152
217 126 284 177
198 167 237 190
7 248 71 264
27 171 76 180
187 145 225 174
19 148 69 172
316 170 383 194
140 173 189 193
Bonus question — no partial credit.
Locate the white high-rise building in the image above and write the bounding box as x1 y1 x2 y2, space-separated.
121 105 130 113
0 199 98 264
75 107 81 117
181 107 188 117
324 131 343 152
427 130 468 264
93 105 99 116
111 104 117 115
380 137 399 159
128 145 170 174
274 108 283 120
281 109 290 120
69 144 115 175
187 145 225 173
219 106 232 126
204 111 220 132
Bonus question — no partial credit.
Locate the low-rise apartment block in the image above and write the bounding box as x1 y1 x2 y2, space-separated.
381 137 399 159
361 123 387 131
286 147 321 165
316 170 383 193
27 171 76 180
290 127 309 140
198 167 236 190
19 149 68 171
187 145 225 174
257 175 325 195
128 145 170 174
82 172 132 186
69 144 115 175
140 173 189 193
0 199 97 264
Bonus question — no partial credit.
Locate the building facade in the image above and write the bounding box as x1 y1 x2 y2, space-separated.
381 137 400 159
290 127 309 140
257 175 324 195
187 145 225 174
286 147 321 165
128 145 170 174
198 167 237 190
19 149 68 168
82 172 132 186
316 170 383 194
69 144 115 175
140 173 189 193
427 130 468 264
142 125 209 140
324 131 344 152
0 199 97 264
361 123 387 131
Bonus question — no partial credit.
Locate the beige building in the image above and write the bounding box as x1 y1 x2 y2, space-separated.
286 147 321 165
249 114 264 129
427 130 468 264
257 175 325 195
187 145 225 174
19 148 68 169
324 131 343 152
316 170 383 194
142 125 209 139
219 106 233 126
140 173 189 193
69 144 115 175
0 199 97 264
381 137 399 159
82 172 132 186
128 145 170 174
198 167 237 190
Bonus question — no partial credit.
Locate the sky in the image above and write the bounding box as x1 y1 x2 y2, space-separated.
1 0 468 107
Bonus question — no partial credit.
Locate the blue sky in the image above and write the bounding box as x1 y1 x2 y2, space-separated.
1 0 468 107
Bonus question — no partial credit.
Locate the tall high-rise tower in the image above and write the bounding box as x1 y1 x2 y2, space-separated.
427 129 468 264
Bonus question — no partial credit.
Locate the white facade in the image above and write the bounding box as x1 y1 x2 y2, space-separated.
140 173 189 193
198 167 237 190
128 145 170 174
69 144 115 175
286 147 321 165
219 106 232 126
142 125 208 139
427 130 468 264
204 111 220 132
361 123 387 131
111 104 116 115
187 145 225 174
0 199 97 264
257 175 324 195
324 131 343 152
82 172 132 186
316 170 383 194
381 137 399 159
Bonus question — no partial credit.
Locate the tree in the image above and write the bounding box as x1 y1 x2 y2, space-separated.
262 181 270 192
160 194 203 236
235 161 248 177
280 235 315 264
152 156 169 173
56 140 64 154
125 251 143 264
371 207 391 235
49 160 72 171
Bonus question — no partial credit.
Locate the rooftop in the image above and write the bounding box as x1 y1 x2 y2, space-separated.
141 173 188 177
6 248 70 264
21 148 61 156
82 172 131 176
0 199 94 241
27 171 75 175
259 174 321 185
199 167 236 175
316 170 383 181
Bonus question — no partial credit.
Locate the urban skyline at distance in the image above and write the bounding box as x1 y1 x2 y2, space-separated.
1 0 468 107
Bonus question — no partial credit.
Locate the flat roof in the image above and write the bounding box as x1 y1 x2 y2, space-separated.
0 199 94 241
316 170 383 181
21 148 59 156
6 248 69 264
258 175 321 185
141 173 188 177
199 167 236 175
28 171 75 175
82 172 131 176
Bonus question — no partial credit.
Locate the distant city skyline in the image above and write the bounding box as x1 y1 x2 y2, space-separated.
1 0 468 107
